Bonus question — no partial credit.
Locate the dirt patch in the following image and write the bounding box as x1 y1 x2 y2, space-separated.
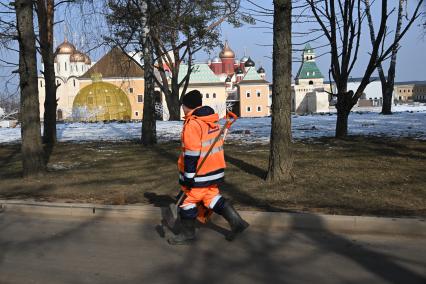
0 137 425 217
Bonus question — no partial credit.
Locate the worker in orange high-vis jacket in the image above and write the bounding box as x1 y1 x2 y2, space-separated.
168 90 249 245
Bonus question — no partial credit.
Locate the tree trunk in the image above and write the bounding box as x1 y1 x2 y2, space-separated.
381 0 404 115
382 83 394 114
15 0 45 177
335 89 352 138
167 85 181 120
141 1 157 145
37 0 57 144
336 108 349 138
266 0 293 183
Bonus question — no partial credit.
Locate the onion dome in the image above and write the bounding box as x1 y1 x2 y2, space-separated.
84 54 91 65
257 66 265 73
219 41 235 59
225 76 232 82
55 38 76 55
212 57 222 63
244 57 255 67
70 50 86 62
240 55 249 63
236 67 244 75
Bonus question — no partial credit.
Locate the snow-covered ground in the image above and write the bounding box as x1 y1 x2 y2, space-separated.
0 105 425 144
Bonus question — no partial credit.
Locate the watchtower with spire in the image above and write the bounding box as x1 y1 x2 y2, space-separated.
295 44 324 86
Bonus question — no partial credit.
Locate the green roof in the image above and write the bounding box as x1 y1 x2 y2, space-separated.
178 64 221 83
295 61 323 80
303 43 313 53
241 67 263 81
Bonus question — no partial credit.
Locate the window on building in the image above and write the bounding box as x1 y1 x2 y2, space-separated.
106 96 111 104
56 80 59 85
246 91 251 98
138 95 143 103
73 79 76 87
206 93 209 99
64 62 67 71
399 90 401 92
257 106 261 112
40 81 43 87
307 72 310 76
135 111 139 117
213 93 216 99
313 71 315 75
404 90 406 92
129 87 134 93
88 97 94 104
257 90 261 97
247 106 251 112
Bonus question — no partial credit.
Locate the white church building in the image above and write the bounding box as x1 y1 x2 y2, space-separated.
38 38 94 120
292 44 330 114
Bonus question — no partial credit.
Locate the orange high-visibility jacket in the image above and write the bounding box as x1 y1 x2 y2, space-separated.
178 106 226 188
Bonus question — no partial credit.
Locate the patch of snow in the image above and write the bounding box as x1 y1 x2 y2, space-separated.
47 162 81 170
0 105 425 144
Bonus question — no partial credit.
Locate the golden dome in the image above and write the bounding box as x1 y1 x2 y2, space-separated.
219 41 235 59
56 38 76 54
72 81 132 122
70 50 86 62
84 54 91 65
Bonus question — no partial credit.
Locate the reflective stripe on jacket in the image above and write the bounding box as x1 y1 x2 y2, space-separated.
178 106 226 187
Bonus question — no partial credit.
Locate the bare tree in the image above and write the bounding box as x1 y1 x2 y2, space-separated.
14 0 45 176
35 0 57 144
365 0 410 114
139 0 156 145
107 0 247 120
267 0 294 183
307 0 423 138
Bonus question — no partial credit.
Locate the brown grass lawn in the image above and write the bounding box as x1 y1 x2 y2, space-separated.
0 137 425 217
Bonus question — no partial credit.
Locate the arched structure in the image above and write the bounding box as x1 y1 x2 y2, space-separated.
72 80 132 121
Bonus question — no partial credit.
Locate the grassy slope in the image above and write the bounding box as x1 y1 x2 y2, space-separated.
0 137 425 217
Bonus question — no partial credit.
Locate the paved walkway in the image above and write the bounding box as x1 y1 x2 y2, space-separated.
1 211 425 284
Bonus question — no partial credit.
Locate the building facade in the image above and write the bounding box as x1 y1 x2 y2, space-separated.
292 44 330 113
38 40 145 121
77 47 145 121
38 38 93 120
394 81 426 103
206 40 271 117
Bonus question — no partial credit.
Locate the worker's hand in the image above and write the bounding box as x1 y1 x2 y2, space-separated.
185 177 195 188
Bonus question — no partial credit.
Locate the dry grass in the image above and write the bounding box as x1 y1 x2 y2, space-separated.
0 137 425 217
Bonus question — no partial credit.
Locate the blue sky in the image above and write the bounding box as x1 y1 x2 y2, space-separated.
205 1 426 82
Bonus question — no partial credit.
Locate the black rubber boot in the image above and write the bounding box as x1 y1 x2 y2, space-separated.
221 201 249 241
167 218 196 245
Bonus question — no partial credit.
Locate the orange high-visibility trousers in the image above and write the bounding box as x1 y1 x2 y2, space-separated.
180 185 222 210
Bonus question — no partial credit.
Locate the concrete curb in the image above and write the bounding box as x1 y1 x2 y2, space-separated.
1 199 425 237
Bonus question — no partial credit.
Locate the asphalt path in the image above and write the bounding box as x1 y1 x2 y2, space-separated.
0 212 425 284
